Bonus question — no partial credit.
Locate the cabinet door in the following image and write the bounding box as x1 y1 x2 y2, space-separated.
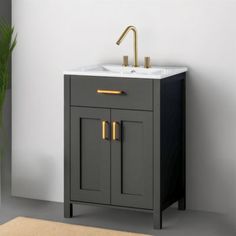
71 107 110 204
111 110 153 209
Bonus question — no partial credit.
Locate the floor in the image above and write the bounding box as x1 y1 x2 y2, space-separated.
0 196 235 236
0 93 236 236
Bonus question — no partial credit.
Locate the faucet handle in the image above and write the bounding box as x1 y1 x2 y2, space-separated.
123 56 129 67
144 57 151 68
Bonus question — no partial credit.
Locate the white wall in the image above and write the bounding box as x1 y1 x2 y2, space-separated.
12 0 236 220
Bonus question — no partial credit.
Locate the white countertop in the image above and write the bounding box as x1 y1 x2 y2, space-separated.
64 64 188 80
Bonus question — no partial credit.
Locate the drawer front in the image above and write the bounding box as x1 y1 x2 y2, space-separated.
70 76 153 110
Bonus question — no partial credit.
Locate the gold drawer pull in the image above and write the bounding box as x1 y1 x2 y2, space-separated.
102 121 109 140
97 89 123 95
112 121 120 141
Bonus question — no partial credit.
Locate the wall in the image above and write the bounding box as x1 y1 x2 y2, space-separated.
0 0 11 20
12 0 236 220
0 0 12 202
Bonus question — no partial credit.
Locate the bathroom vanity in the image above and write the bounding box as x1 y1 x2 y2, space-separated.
64 65 187 229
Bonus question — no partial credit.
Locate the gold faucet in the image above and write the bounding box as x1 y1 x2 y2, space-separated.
116 25 139 67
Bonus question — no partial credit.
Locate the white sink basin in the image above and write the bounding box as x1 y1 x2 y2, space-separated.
64 64 188 80
102 65 169 75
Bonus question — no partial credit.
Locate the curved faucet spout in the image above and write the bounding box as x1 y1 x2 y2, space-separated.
116 25 138 67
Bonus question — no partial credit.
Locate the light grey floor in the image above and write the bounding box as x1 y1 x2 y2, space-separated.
0 92 236 236
0 196 235 236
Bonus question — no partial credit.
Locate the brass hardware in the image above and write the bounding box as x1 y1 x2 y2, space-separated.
144 57 151 68
97 89 123 95
116 25 139 67
123 56 129 67
102 121 108 140
112 121 119 141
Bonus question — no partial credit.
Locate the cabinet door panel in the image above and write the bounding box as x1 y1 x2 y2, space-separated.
111 110 153 209
71 107 110 204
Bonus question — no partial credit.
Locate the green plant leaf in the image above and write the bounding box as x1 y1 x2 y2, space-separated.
0 18 17 158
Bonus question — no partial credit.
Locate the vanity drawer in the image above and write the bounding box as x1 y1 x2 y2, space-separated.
70 76 153 110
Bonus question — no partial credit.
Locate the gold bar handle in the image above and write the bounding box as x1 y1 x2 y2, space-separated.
97 89 123 95
112 121 120 141
102 121 108 140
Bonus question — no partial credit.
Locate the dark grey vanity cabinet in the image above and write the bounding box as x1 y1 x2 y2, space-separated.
70 107 111 204
111 109 153 209
64 73 186 229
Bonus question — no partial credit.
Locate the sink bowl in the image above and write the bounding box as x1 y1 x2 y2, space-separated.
64 64 188 80
102 65 168 75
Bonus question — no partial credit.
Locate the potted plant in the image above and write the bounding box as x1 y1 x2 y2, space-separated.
0 19 16 204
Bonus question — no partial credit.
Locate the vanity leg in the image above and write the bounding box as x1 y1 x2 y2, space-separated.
64 202 73 218
153 211 162 229
178 197 186 211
